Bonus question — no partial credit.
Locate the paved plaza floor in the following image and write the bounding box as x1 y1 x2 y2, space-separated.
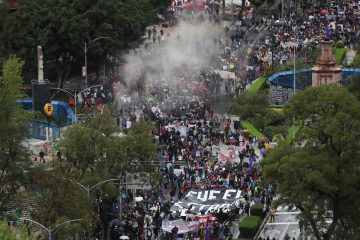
259 205 301 240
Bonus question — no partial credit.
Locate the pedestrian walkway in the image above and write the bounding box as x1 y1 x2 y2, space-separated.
345 49 357 66
231 212 247 239
248 24 271 31
257 205 301 240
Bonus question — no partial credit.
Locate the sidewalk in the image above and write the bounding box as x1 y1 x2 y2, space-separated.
345 49 357 65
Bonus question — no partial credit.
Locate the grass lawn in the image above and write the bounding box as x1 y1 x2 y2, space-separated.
270 104 285 112
285 124 300 144
334 48 346 64
241 120 265 138
248 76 267 93
350 51 360 67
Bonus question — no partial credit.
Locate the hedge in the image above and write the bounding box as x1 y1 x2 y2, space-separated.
250 204 265 218
239 216 261 238
335 40 344 48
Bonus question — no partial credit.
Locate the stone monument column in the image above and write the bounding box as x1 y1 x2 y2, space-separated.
32 46 50 114
311 41 342 86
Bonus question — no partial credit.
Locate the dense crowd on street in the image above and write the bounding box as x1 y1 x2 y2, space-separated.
102 29 272 240
232 0 360 74
104 92 273 239
94 0 360 239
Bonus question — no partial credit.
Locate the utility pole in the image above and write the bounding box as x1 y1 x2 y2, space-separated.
292 26 296 147
82 37 110 86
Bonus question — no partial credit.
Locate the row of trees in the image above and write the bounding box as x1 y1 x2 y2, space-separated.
0 0 171 86
0 56 159 239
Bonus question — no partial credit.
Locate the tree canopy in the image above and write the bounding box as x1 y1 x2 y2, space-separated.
228 91 269 120
60 115 157 177
0 0 162 85
28 168 92 239
262 85 360 240
347 75 360 101
0 56 31 212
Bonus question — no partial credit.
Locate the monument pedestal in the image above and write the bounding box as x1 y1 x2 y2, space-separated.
312 41 342 86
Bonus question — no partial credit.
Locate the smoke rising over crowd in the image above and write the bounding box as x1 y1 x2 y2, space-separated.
121 18 223 95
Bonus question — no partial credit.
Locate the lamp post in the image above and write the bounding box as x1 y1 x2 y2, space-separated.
292 26 297 146
82 37 110 86
64 178 122 238
19 218 84 240
51 84 101 123
66 178 120 198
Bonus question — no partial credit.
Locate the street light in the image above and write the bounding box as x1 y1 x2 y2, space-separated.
292 26 297 147
19 218 84 240
82 37 110 86
62 177 123 214
51 84 101 123
60 177 122 238
66 178 120 198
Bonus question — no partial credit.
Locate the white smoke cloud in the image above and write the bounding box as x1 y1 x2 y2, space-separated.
120 18 223 95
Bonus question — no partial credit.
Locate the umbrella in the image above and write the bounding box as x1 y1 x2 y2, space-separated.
320 9 328 14
120 236 129 240
308 15 314 20
109 219 122 227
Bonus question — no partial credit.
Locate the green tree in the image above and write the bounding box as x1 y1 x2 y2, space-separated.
28 168 92 239
0 220 37 240
347 75 360 101
228 91 269 128
0 221 16 240
60 114 157 177
0 0 158 86
121 118 157 172
228 91 269 119
262 85 360 240
0 56 31 212
149 0 172 14
60 124 107 176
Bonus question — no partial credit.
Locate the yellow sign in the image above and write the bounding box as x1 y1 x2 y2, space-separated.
44 103 53 117
265 142 270 151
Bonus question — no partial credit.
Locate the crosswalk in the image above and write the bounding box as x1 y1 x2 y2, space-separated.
229 23 271 35
248 24 271 31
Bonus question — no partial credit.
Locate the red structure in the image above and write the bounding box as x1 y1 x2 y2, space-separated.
311 41 342 86
9 0 19 10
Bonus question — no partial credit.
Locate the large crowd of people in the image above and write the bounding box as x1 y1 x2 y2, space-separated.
103 34 270 240
95 0 360 239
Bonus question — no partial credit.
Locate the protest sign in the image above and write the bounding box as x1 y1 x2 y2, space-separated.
171 189 245 215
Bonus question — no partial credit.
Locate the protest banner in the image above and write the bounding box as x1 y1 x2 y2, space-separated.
171 189 245 215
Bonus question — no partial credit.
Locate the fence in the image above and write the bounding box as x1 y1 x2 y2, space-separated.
24 119 70 141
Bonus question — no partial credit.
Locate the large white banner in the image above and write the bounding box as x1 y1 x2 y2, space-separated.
171 189 245 215
214 70 236 79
